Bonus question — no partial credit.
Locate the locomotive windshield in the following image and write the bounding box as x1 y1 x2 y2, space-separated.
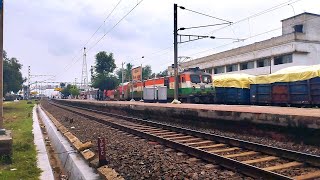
190 75 201 83
202 75 212 83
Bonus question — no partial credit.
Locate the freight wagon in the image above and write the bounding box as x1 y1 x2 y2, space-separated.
104 65 320 107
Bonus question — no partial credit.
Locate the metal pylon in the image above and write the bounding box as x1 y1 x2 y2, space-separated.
81 47 88 90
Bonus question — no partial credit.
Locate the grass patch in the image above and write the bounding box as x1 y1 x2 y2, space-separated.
0 100 41 180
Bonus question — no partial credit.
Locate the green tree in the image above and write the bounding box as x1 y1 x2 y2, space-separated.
125 63 133 81
157 69 168 77
92 74 118 91
69 86 80 97
3 51 24 95
61 84 80 97
91 51 118 91
61 84 71 97
94 51 116 74
142 65 152 80
115 63 135 83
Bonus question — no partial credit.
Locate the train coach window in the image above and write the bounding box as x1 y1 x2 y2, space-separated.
190 75 201 83
202 75 212 83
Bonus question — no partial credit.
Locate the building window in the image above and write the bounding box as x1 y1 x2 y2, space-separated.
294 24 303 33
226 64 238 72
240 61 255 70
274 54 293 65
206 68 212 74
257 58 270 68
214 66 225 74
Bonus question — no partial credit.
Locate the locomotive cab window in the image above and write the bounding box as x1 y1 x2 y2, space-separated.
164 78 169 88
181 77 185 83
190 75 201 83
202 75 212 83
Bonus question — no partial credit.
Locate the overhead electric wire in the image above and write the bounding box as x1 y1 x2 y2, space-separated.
86 0 144 53
130 45 174 65
184 14 320 64
179 22 230 31
129 0 307 72
170 0 304 63
44 0 309 83
207 0 303 35
38 0 143 83
139 0 302 69
61 0 302 78
83 0 123 47
179 6 232 23
41 0 123 82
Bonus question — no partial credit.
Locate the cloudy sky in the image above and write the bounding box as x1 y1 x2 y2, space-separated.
4 0 320 84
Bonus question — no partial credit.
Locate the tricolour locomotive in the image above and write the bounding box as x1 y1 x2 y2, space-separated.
106 67 215 103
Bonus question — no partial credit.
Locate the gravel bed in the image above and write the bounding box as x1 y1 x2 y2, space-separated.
232 154 268 162
145 119 320 156
253 159 290 168
41 101 251 179
274 166 320 177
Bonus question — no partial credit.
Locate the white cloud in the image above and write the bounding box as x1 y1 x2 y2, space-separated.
4 0 320 85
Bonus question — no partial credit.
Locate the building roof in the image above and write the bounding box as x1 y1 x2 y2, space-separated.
281 12 320 21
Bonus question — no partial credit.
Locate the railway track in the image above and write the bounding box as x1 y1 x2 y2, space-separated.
47 100 320 180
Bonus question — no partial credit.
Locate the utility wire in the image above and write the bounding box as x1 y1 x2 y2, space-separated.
120 0 309 72
44 0 123 82
179 22 230 30
68 0 300 75
207 0 303 35
83 0 123 47
137 0 299 68
173 0 304 63
185 15 320 65
44 0 307 83
179 6 232 23
38 0 143 84
87 0 144 53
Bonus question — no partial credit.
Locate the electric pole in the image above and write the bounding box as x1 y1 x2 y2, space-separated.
28 66 31 100
121 62 125 99
90 65 94 85
173 4 179 101
140 56 144 101
0 0 3 129
81 47 88 91
171 4 232 102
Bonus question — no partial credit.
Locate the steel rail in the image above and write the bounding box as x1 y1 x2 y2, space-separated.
48 100 299 179
53 100 320 166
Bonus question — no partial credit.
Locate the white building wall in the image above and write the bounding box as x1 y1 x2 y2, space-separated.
193 42 320 76
178 13 320 76
282 13 320 41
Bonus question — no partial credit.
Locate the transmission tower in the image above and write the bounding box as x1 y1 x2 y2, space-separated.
81 47 88 90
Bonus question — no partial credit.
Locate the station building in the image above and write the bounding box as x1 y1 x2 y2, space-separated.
179 12 320 76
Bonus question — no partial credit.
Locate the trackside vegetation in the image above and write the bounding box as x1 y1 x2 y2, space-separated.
0 100 41 180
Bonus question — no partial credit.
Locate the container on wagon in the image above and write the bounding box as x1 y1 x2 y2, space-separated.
213 74 254 104
157 86 167 103
143 87 157 103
